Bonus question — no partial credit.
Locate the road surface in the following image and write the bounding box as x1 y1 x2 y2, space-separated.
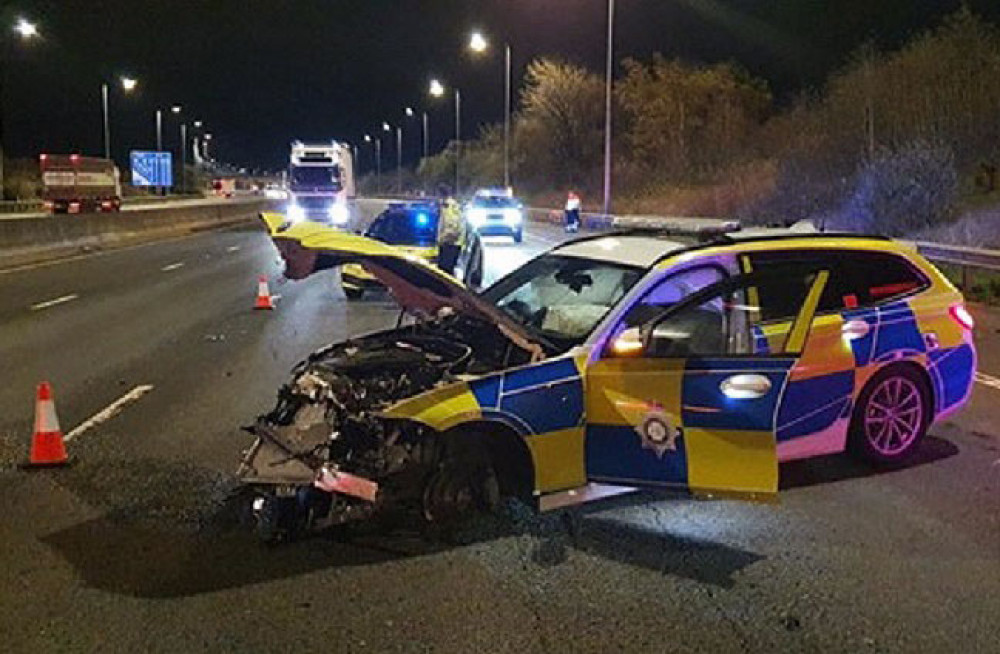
0 220 997 653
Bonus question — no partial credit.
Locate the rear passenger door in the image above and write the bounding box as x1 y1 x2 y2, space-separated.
739 248 933 461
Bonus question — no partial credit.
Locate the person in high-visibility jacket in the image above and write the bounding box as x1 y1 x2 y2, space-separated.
565 191 582 233
437 185 466 276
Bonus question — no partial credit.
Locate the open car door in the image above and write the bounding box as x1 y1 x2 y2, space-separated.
584 265 830 501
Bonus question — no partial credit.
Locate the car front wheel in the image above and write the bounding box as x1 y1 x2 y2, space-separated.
848 365 932 465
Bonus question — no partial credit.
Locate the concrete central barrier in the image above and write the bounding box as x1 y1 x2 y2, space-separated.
0 198 274 269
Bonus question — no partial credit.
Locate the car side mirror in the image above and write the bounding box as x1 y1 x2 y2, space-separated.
609 326 645 356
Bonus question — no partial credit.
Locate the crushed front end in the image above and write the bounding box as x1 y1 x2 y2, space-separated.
238 319 535 541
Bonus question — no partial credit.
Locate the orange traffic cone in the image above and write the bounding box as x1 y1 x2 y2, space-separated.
254 275 274 310
26 382 69 468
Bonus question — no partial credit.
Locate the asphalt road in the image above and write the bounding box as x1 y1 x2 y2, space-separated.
0 220 998 653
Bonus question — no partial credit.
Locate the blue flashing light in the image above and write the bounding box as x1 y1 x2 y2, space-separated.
415 212 430 227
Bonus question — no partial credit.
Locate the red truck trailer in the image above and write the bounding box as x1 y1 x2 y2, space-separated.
40 154 122 213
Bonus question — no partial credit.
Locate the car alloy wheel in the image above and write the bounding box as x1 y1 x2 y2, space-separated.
863 375 925 457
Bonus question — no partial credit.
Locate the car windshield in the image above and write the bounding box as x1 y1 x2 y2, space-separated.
367 208 439 246
472 196 520 209
290 166 340 189
481 254 644 345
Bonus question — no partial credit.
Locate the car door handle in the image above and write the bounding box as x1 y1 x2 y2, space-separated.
720 374 772 399
842 319 870 340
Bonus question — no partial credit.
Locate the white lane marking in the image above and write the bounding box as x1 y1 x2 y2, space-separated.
975 372 1000 392
30 294 79 311
64 384 155 443
160 262 185 272
227 245 241 252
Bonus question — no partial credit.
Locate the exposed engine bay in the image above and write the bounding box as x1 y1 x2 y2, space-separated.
238 315 541 541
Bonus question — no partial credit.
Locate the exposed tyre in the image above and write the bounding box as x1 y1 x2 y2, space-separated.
513 228 523 243
422 443 499 526
343 286 364 300
848 364 932 465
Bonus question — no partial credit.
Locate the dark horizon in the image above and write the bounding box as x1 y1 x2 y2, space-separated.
4 0 998 172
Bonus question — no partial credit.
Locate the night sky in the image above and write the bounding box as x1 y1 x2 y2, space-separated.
4 0 998 172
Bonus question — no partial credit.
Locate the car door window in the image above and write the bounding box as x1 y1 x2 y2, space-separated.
644 267 829 358
619 264 730 329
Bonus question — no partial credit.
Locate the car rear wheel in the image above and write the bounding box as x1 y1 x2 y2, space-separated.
848 365 932 464
513 228 523 243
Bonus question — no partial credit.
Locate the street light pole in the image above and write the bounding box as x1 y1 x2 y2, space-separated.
468 32 513 189
155 109 163 194
101 84 111 159
504 43 511 189
375 137 382 194
180 122 187 194
454 89 461 195
396 126 403 194
422 111 429 159
602 0 616 217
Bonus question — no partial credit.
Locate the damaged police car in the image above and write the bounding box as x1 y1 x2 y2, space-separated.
240 212 976 541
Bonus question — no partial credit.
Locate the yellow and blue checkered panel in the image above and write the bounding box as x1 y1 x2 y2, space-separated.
584 357 786 497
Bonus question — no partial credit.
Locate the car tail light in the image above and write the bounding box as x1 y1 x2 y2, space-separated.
949 304 975 331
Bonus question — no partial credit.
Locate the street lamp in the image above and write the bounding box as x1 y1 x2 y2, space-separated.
101 76 137 160
13 17 38 40
2 17 41 199
467 30 512 189
193 120 203 128
469 31 488 53
429 79 461 195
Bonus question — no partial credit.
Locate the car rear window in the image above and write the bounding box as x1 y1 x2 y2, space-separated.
744 248 928 317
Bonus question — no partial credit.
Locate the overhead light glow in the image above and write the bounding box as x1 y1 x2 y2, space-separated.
14 17 38 39
429 79 445 98
469 31 488 53
120 76 138 92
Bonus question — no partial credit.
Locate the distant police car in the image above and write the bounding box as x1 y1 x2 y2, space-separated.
340 202 484 299
465 189 524 242
245 216 977 539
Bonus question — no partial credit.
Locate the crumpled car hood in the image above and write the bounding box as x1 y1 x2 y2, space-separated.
260 212 544 359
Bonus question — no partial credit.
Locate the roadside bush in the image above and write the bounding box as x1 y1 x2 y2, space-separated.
835 141 957 236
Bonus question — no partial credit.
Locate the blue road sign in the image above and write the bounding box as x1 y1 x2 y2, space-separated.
130 150 173 187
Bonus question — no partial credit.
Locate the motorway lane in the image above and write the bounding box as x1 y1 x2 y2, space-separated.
0 220 998 652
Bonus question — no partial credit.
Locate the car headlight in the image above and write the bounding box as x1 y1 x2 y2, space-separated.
328 203 350 225
287 204 306 223
504 208 523 224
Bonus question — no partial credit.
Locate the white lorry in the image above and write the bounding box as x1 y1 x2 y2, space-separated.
286 141 355 226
